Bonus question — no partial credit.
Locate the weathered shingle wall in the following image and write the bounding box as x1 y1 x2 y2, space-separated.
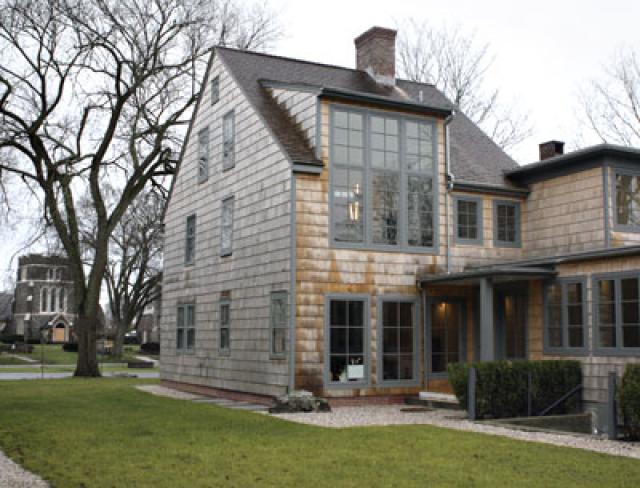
160 54 292 397
270 88 317 150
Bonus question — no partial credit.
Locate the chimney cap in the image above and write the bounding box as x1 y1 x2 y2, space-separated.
354 26 397 47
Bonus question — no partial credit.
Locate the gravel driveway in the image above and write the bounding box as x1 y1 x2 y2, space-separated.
0 449 48 487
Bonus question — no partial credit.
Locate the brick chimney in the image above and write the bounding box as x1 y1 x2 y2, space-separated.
355 26 397 86
539 140 565 160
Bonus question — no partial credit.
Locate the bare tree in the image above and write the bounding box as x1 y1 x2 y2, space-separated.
397 20 532 151
0 0 281 376
579 47 640 146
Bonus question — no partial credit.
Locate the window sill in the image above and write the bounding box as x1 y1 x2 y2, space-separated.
220 252 232 258
331 240 438 254
592 347 640 357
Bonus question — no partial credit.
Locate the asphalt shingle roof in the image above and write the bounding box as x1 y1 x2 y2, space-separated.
217 47 519 188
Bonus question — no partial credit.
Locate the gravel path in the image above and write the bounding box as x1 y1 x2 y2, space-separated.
272 405 640 460
0 449 48 488
137 384 203 400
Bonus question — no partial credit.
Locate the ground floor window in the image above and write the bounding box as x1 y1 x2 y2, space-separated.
270 291 288 357
219 298 230 354
595 273 640 351
429 299 464 374
327 296 367 385
176 304 195 352
544 278 586 353
379 299 417 382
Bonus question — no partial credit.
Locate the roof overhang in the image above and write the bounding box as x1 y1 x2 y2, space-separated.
452 180 529 198
418 266 557 287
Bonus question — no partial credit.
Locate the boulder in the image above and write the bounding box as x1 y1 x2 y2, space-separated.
269 390 331 413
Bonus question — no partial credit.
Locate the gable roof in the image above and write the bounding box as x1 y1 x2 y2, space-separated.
216 47 519 188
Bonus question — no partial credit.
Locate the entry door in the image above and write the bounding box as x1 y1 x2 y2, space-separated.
427 299 466 376
53 324 65 343
496 289 527 360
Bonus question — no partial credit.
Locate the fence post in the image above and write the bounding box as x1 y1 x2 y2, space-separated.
607 371 618 440
527 371 532 417
468 367 477 421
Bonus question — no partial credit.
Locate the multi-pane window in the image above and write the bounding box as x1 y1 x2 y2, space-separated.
544 279 585 352
49 288 56 313
330 108 436 249
198 127 209 182
59 288 66 312
176 304 195 352
222 110 235 170
210 76 220 106
221 197 234 256
595 275 640 351
494 201 520 246
327 298 366 384
456 197 482 243
270 292 288 357
616 171 640 227
185 214 196 265
41 288 48 313
219 299 230 353
380 301 415 382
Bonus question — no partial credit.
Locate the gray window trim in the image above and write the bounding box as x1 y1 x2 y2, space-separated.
592 270 640 356
222 109 235 171
612 167 640 232
184 214 196 266
328 104 440 254
425 296 467 379
376 295 421 387
176 303 196 354
210 75 220 106
542 276 589 356
493 199 521 248
219 298 231 356
324 293 371 389
453 195 483 245
220 196 234 257
197 127 209 183
269 290 289 359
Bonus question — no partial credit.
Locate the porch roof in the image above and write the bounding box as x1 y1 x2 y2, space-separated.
418 266 557 286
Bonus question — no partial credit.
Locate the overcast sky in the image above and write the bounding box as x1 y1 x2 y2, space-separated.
272 0 639 163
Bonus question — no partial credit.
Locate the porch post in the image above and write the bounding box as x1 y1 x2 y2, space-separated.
479 277 495 362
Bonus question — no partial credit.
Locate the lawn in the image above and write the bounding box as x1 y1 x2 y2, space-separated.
0 353 31 365
1 344 143 365
0 379 638 487
0 364 158 373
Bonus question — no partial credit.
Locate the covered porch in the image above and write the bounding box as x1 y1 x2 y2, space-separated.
418 266 556 393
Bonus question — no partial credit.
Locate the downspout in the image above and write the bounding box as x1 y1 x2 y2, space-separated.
444 111 456 274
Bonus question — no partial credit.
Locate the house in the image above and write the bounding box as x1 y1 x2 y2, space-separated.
0 292 13 334
12 254 77 343
160 26 640 424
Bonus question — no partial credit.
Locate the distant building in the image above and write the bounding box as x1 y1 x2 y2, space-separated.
0 292 13 334
13 254 77 342
137 280 162 344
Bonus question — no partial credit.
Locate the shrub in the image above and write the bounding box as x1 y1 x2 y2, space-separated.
0 334 24 344
620 364 640 440
140 342 160 354
447 360 582 419
62 343 79 352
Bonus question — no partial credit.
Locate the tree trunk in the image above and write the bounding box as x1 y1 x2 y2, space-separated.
112 318 126 358
74 313 101 377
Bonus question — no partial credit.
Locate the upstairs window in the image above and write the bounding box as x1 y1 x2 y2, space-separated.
330 107 436 250
455 196 482 244
198 127 209 183
176 304 196 352
185 214 196 265
210 76 220 106
222 110 235 170
615 170 640 229
493 200 521 247
221 197 234 256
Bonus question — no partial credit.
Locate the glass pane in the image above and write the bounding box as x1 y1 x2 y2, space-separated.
399 356 414 380
383 302 397 327
622 301 639 325
349 301 364 326
599 326 616 348
372 173 399 245
549 327 562 348
176 328 184 349
382 355 399 380
331 327 347 354
568 327 584 348
272 328 286 354
334 110 348 128
330 300 347 326
599 303 616 325
431 353 445 373
567 283 582 303
548 284 561 306
599 280 615 302
399 328 413 353
186 328 195 349
348 327 364 354
408 175 434 247
616 173 633 225
568 304 583 326
549 305 562 327
330 356 348 382
399 303 413 327
623 326 640 348
220 328 230 350
622 278 639 301
383 328 398 353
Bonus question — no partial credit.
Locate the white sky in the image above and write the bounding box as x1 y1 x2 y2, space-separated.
1 0 639 287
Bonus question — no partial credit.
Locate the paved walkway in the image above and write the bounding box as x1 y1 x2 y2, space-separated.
0 449 48 488
0 371 159 380
137 384 269 412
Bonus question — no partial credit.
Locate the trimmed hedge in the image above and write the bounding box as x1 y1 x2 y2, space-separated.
448 360 582 419
620 364 640 440
140 342 160 354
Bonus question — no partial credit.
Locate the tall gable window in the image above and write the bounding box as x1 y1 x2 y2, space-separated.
210 76 220 106
221 197 234 256
544 278 587 353
176 304 196 352
222 110 235 170
198 127 209 182
330 107 436 250
594 273 640 353
493 200 521 247
185 214 196 265
615 170 640 229
41 288 48 313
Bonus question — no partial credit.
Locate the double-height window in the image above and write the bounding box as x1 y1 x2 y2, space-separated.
544 278 587 353
594 273 640 353
378 298 418 384
615 169 640 229
455 196 483 244
176 304 196 352
198 127 209 182
330 107 436 250
493 200 521 247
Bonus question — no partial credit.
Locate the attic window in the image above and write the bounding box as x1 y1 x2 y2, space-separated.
211 76 220 106
222 110 235 170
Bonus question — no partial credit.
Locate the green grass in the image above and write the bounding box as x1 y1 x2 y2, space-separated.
0 379 638 487
0 354 32 365
9 344 142 365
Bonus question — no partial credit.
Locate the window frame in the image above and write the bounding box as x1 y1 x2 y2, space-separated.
454 195 483 245
269 291 288 359
176 303 196 353
593 271 640 356
613 168 640 232
222 110 235 171
41 288 48 313
210 75 220 106
184 214 196 266
328 104 439 254
219 298 231 355
324 294 370 389
220 196 234 257
197 126 209 183
376 295 420 387
543 276 588 356
493 199 521 248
